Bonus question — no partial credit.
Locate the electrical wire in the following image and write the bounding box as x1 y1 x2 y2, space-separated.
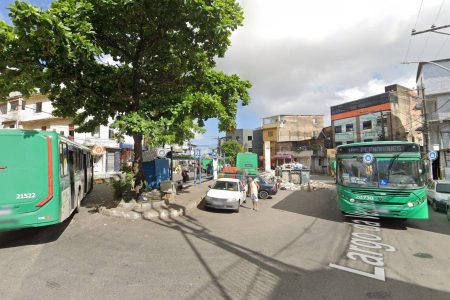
418 0 447 61
404 0 425 62
434 35 449 58
433 0 446 25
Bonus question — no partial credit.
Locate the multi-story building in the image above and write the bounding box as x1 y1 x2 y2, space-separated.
0 93 134 179
330 84 422 147
261 114 324 166
417 59 450 179
219 128 255 152
251 127 263 158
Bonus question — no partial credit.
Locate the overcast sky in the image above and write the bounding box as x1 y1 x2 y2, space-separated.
2 0 450 148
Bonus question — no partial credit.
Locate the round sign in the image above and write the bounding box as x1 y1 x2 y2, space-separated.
92 145 104 155
158 149 166 157
428 151 437 161
363 153 374 164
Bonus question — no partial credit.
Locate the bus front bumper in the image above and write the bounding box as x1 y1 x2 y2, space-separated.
338 197 429 219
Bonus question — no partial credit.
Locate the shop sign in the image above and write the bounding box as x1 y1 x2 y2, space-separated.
92 145 105 155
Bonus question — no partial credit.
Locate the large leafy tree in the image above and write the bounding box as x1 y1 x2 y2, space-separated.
0 0 251 192
220 139 243 163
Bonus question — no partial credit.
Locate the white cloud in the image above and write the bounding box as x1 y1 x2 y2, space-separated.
215 0 450 126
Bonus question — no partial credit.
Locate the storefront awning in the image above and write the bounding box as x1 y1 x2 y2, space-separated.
273 154 293 159
120 143 134 149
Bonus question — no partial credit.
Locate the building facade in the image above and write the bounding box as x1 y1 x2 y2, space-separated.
261 114 324 166
417 59 450 179
219 128 255 152
330 84 422 148
0 93 134 179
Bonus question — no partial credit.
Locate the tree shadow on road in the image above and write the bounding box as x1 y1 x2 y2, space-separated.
146 214 450 299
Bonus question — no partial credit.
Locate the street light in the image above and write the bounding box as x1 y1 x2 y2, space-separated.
401 60 450 72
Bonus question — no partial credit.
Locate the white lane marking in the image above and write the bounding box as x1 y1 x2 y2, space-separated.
329 263 385 281
329 206 397 281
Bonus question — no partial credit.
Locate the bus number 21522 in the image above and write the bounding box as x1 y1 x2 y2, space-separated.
16 193 37 199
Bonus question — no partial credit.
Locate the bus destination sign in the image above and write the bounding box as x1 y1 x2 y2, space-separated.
337 144 419 154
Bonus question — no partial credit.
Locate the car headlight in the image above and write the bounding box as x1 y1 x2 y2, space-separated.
227 198 238 202
204 195 212 201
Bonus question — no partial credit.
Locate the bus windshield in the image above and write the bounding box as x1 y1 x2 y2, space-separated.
338 157 425 189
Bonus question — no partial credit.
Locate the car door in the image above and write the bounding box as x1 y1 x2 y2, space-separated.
238 182 245 204
429 182 436 201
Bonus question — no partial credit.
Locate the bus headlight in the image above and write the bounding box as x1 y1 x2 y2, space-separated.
407 196 426 207
349 198 355 203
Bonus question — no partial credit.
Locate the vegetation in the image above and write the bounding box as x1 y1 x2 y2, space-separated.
0 0 251 192
220 140 243 163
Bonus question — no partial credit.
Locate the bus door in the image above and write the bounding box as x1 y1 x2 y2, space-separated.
83 153 88 195
68 149 75 210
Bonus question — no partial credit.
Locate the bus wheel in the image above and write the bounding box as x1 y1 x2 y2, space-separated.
75 190 81 213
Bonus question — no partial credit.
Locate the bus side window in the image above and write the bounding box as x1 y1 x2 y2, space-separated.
60 142 68 177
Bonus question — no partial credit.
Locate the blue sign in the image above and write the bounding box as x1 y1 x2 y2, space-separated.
379 178 389 186
363 153 374 164
428 151 437 161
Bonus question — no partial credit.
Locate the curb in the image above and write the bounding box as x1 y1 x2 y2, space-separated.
98 197 203 221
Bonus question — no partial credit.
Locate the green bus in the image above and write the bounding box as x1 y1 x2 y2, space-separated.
336 141 428 219
236 152 258 176
0 129 94 230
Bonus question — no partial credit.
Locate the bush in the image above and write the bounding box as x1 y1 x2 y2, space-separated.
110 170 134 199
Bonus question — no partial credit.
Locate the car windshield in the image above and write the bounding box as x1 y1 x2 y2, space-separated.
212 181 239 192
338 157 425 189
436 183 450 193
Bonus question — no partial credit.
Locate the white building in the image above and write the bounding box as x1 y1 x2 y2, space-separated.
417 59 450 179
0 93 134 179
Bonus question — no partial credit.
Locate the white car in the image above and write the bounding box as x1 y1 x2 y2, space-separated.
204 178 247 213
426 180 450 213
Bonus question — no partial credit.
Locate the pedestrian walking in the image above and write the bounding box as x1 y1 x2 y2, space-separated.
248 177 259 211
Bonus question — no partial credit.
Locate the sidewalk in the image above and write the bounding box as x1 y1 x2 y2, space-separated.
96 179 212 221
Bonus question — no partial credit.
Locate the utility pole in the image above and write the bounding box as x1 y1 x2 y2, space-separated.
420 77 429 153
412 24 450 36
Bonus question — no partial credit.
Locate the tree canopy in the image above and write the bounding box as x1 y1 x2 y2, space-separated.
0 0 251 191
220 139 243 163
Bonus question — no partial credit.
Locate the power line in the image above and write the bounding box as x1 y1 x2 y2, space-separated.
434 35 449 58
414 0 448 61
433 0 446 25
404 0 425 62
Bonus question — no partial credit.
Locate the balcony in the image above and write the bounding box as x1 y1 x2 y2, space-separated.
428 112 450 122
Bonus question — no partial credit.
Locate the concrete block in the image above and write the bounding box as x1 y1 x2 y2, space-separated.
143 210 160 220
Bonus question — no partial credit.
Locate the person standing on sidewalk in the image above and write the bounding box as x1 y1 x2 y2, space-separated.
248 177 259 211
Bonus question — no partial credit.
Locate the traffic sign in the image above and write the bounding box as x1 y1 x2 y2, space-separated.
363 153 374 164
428 151 438 161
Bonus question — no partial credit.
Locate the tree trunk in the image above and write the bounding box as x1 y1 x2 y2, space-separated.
132 132 144 194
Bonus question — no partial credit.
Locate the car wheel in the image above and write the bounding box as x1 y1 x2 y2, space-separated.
259 190 269 199
235 201 240 213
432 201 438 212
447 206 450 221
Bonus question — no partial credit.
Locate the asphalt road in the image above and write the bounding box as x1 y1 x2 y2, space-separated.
0 183 449 299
